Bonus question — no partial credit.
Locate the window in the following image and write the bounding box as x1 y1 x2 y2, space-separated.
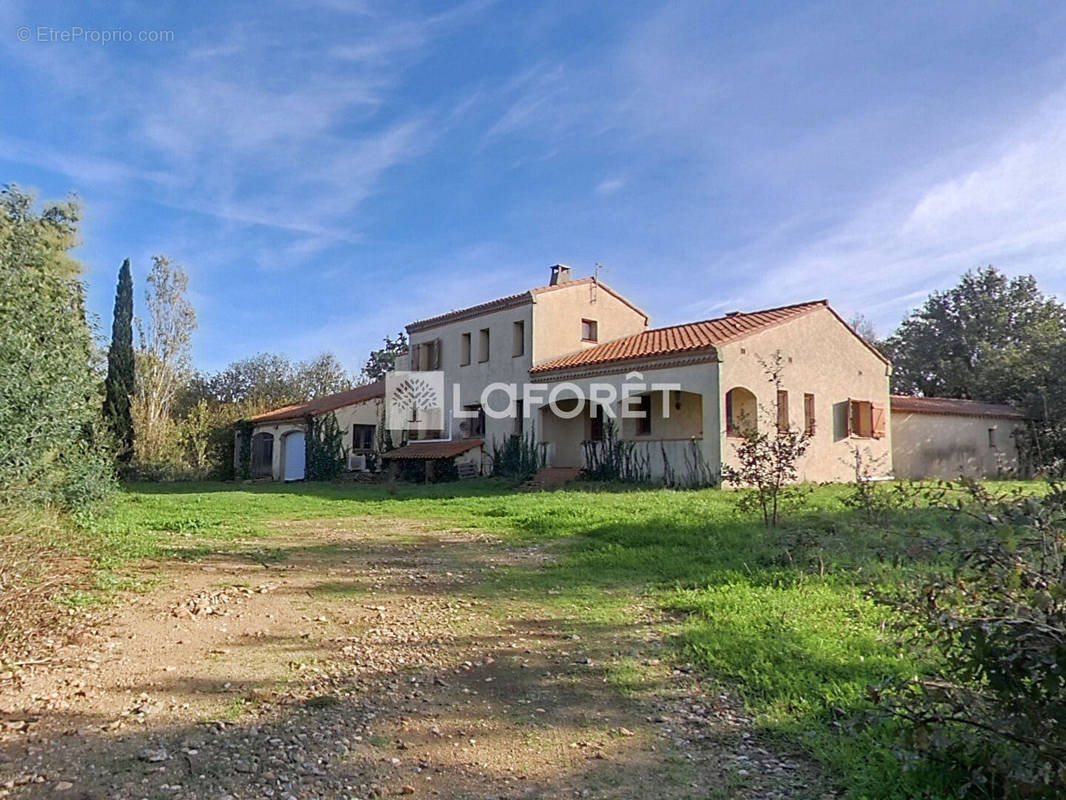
581 318 598 342
636 394 652 436
460 332 471 366
411 339 441 370
804 393 816 436
352 424 375 451
478 328 490 362
848 400 886 439
988 427 997 448
777 390 789 432
512 320 525 357
514 399 524 436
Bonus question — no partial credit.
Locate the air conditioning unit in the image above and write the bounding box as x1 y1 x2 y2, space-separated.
348 454 367 472
458 419 473 438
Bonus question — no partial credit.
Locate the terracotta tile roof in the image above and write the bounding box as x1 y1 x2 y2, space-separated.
380 439 483 460
530 300 834 374
248 381 385 424
890 395 1027 420
406 278 647 332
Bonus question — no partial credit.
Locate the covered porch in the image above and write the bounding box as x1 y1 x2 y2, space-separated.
531 367 722 486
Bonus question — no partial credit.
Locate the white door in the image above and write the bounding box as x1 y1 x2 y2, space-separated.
283 431 305 481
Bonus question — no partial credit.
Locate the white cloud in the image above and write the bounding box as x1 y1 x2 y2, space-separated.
595 177 626 195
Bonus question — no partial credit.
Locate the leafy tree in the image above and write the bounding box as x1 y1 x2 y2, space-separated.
103 258 135 463
884 267 1066 405
361 331 408 382
133 256 196 465
294 353 353 399
0 185 114 507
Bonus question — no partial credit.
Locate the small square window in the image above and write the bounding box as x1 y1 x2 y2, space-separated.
581 319 598 342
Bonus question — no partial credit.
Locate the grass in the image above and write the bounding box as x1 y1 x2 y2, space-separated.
58 477 1047 798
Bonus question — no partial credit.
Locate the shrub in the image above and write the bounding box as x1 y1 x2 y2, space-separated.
875 480 1066 798
582 421 650 483
491 429 541 482
722 353 810 527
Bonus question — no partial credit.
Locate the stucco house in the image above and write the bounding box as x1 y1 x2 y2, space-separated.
394 265 893 484
890 395 1028 479
237 381 384 481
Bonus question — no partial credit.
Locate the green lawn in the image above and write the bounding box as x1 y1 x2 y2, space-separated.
75 477 1041 798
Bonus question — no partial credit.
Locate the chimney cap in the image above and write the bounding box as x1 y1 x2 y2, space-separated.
549 264 572 285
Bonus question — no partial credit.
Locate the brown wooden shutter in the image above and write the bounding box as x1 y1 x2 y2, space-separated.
432 337 442 369
776 390 789 432
845 398 853 437
410 343 421 371
871 404 886 439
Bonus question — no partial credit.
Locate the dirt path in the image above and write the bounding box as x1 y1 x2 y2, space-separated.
0 517 824 799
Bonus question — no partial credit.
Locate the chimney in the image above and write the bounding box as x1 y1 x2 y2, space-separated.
549 264 572 286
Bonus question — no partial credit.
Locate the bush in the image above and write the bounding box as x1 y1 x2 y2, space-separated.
0 186 115 510
491 430 541 482
876 480 1066 798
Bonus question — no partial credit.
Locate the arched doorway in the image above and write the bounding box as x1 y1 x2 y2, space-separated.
282 431 306 481
250 432 274 478
725 387 757 436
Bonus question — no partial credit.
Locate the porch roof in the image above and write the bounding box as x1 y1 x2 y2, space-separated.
380 439 483 460
530 300 852 375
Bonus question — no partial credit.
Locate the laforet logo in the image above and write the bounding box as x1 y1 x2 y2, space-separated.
385 371 445 431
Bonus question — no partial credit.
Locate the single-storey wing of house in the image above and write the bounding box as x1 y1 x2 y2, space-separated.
890 395 1028 479
236 380 384 481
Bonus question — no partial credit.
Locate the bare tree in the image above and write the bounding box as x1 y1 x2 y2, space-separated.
134 256 196 464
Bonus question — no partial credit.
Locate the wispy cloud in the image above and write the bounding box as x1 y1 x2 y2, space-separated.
595 177 626 195
687 89 1066 326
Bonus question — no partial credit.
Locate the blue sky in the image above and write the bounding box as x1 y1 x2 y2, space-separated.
3 1 1066 374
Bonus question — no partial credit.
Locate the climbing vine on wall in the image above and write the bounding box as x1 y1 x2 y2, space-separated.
306 412 347 480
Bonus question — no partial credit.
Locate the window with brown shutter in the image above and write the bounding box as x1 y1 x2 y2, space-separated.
777 390 789 432
581 319 598 342
410 343 421 372
431 337 442 369
804 393 816 436
848 400 874 438
871 404 886 439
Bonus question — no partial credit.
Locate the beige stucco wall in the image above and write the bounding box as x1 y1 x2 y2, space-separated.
531 282 648 365
891 412 1023 479
716 307 892 483
248 397 383 480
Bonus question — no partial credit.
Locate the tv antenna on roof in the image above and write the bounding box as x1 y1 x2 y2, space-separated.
592 262 606 303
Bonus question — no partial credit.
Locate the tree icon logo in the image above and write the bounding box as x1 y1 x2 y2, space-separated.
385 371 445 431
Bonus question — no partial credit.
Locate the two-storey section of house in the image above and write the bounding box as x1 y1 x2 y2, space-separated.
387 265 648 469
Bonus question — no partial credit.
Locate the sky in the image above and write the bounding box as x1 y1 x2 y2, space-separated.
3 1 1066 375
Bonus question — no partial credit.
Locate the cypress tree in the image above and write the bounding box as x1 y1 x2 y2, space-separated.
103 258 135 462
